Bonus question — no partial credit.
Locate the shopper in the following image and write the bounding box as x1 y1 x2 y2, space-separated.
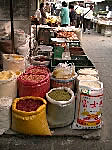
79 3 84 28
60 1 70 27
83 5 93 34
69 4 77 26
45 3 50 13
40 3 47 25
75 2 81 28
107 6 112 18
51 3 56 15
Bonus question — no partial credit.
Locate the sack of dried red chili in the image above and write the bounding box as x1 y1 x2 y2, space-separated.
17 72 50 98
11 96 51 135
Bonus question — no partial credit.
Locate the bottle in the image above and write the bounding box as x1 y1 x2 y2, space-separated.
65 43 69 52
62 43 71 60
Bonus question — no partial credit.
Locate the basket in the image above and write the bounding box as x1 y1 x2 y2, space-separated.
69 47 85 56
50 74 77 91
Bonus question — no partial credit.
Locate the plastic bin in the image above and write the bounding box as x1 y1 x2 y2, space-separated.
69 47 85 56
67 41 80 47
50 56 95 72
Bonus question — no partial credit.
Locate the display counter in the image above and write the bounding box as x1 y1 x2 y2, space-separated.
93 17 112 36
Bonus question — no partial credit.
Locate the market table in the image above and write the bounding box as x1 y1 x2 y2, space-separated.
93 18 112 36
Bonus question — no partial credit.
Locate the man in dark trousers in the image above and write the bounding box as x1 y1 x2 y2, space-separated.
69 4 77 26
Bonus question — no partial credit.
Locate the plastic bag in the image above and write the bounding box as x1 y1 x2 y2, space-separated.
52 62 75 79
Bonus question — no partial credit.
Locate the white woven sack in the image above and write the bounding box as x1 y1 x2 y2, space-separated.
0 71 17 99
0 97 12 135
72 81 103 129
14 29 26 48
77 68 98 77
3 54 25 72
17 42 30 57
76 75 99 92
46 87 75 128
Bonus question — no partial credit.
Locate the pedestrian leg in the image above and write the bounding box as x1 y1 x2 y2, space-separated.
87 19 91 34
83 18 86 33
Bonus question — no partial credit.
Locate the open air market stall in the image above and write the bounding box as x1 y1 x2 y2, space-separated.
0 0 104 136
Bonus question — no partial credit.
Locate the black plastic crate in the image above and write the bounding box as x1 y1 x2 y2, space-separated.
67 41 80 47
50 56 95 72
51 56 93 66
69 47 85 56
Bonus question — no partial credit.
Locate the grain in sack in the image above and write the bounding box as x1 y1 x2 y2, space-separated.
0 71 17 99
14 29 26 48
76 74 99 91
78 68 98 77
0 97 12 135
12 96 51 135
17 41 30 57
46 87 75 128
51 63 77 90
18 66 50 98
72 81 103 129
3 54 25 72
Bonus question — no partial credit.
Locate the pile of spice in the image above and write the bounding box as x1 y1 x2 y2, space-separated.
48 89 71 101
21 74 46 82
16 99 43 112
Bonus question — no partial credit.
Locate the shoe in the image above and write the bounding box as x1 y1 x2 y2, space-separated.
83 31 86 34
88 30 90 34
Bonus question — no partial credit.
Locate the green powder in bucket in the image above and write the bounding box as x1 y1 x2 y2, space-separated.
48 89 71 101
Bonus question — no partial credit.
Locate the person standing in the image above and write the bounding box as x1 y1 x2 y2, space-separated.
83 5 93 34
69 4 77 26
60 1 70 27
51 3 54 15
40 3 47 25
75 3 81 28
45 3 50 14
107 6 112 18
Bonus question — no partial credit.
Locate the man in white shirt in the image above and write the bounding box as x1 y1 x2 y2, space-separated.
74 3 82 28
83 5 93 34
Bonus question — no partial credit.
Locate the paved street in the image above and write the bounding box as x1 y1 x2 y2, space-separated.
82 30 112 142
0 30 112 150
